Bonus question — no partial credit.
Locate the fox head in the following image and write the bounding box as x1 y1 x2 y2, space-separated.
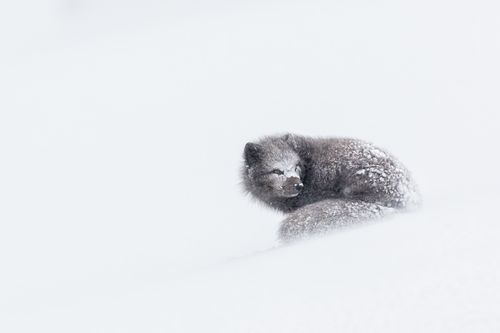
242 134 305 200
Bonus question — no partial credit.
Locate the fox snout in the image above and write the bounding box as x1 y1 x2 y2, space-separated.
283 177 303 196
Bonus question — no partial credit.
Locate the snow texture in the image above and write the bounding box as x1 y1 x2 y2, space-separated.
1 0 500 332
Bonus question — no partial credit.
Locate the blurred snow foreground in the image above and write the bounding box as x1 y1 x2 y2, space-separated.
1 0 500 332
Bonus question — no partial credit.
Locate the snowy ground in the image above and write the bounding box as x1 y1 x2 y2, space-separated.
1 1 499 332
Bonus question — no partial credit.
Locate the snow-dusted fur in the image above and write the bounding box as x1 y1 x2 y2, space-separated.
279 199 392 240
242 134 419 240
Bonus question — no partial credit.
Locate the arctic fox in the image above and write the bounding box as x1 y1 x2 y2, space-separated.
241 134 419 240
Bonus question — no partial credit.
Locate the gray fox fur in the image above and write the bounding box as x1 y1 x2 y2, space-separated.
241 134 419 241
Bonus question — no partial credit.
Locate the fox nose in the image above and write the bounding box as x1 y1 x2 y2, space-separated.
294 183 304 191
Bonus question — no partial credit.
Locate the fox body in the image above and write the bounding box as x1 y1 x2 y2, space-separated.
242 134 419 240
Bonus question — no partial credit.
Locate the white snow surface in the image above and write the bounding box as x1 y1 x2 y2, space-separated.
1 0 500 332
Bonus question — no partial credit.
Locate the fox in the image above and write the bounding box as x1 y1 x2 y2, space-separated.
241 134 420 241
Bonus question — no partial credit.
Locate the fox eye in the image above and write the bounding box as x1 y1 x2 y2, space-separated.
272 169 284 175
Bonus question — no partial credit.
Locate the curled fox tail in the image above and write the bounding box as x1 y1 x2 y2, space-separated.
279 199 394 241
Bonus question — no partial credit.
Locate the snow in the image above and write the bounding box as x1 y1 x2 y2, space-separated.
1 0 499 332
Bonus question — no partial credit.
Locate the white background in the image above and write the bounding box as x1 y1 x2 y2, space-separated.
1 0 499 332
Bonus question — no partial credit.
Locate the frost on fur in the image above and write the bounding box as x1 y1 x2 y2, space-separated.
279 199 392 241
241 134 420 241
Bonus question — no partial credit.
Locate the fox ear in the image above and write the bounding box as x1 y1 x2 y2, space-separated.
244 142 263 166
283 133 298 149
283 133 310 159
